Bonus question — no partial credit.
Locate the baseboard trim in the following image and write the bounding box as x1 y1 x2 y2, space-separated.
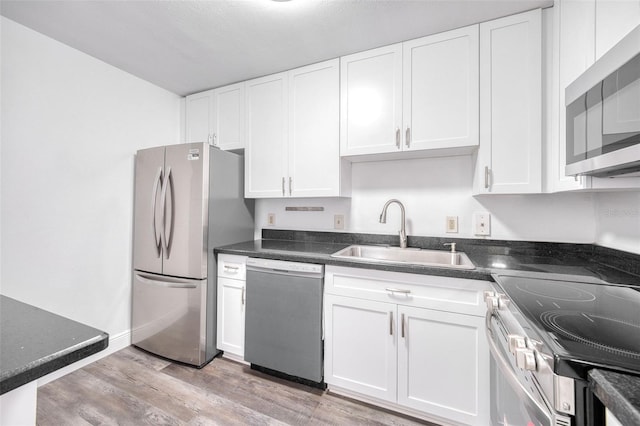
37 330 131 387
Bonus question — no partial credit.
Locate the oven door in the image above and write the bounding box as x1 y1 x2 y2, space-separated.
486 313 569 426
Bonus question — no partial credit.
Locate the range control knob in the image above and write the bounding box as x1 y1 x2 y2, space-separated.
515 347 537 371
508 335 527 355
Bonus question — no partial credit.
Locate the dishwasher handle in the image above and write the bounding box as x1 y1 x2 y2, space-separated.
246 258 324 279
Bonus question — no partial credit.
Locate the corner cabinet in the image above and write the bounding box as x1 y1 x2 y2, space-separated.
245 59 350 198
474 9 542 194
324 266 491 426
216 254 247 362
340 25 479 159
185 82 245 151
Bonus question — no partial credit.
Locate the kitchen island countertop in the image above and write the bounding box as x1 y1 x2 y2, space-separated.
0 295 109 395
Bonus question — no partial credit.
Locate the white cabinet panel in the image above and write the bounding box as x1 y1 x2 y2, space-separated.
216 254 247 360
245 73 288 198
476 9 542 194
216 277 245 357
324 266 491 425
245 60 345 198
403 25 479 151
595 0 640 61
340 44 403 156
289 60 342 197
324 294 397 403
185 90 213 144
397 305 489 425
212 82 245 151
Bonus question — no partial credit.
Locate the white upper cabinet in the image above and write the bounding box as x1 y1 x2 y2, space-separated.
548 0 640 192
185 90 214 144
185 83 245 150
288 61 343 197
212 82 245 151
245 72 288 198
340 44 403 156
403 26 479 152
341 25 479 159
475 9 542 194
245 59 347 198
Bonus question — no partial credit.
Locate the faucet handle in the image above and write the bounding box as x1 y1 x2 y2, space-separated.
444 242 457 253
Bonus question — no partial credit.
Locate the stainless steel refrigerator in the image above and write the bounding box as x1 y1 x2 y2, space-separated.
131 142 254 367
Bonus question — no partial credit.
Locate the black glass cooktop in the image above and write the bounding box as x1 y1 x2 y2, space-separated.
495 274 640 378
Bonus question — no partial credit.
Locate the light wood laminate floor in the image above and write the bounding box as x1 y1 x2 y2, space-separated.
37 346 435 425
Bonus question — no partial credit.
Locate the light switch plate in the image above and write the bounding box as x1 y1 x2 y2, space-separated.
446 216 458 233
474 212 491 236
267 213 276 226
334 214 345 230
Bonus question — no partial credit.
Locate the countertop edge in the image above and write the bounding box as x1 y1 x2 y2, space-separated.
214 246 495 282
588 369 640 426
0 332 109 395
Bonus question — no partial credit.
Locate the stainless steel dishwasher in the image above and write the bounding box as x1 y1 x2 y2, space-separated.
244 258 324 385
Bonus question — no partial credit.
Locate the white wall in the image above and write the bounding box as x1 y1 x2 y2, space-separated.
256 155 599 244
595 191 640 254
0 18 182 338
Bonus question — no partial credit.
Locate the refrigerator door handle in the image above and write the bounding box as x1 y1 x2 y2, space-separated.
151 167 163 257
135 271 198 288
160 167 174 260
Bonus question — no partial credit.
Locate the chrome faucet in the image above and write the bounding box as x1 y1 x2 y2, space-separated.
379 199 407 248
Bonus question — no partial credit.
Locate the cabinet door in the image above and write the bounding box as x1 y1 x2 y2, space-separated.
595 0 640 61
185 90 213 143
216 277 245 357
324 294 397 403
288 59 340 197
340 44 403 156
403 25 479 151
477 9 542 194
245 72 288 198
397 306 489 425
212 82 245 151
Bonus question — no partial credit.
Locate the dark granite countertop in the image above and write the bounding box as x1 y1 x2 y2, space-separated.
589 369 640 425
215 230 640 285
0 295 109 395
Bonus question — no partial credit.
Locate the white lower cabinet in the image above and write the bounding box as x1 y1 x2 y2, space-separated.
324 266 490 425
216 254 247 361
324 295 397 402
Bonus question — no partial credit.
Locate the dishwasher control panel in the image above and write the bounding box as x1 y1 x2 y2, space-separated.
246 258 324 275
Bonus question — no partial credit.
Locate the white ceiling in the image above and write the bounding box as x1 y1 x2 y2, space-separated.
1 0 553 96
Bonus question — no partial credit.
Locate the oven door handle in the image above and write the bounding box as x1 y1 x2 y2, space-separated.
485 310 554 420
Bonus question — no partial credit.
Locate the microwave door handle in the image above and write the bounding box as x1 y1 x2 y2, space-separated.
485 311 554 419
151 167 163 257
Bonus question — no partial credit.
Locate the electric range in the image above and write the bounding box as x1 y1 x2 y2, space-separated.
486 270 640 426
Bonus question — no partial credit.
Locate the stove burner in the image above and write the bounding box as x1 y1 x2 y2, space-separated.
515 281 596 302
540 311 640 359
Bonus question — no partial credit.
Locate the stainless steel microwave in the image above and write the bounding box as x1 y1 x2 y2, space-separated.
565 24 640 178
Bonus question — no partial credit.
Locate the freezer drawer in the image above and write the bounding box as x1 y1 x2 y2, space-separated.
132 271 208 366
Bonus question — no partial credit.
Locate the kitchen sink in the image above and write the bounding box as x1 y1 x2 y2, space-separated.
330 245 475 269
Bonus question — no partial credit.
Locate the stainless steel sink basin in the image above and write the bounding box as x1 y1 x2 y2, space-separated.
330 245 475 269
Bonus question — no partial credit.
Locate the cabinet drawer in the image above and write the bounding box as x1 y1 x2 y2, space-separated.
325 266 490 317
217 254 247 280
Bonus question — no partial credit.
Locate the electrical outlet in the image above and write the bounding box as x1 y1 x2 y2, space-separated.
474 212 491 236
446 216 458 233
267 213 276 226
334 214 345 230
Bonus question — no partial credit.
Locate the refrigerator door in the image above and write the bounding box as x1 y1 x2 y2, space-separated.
131 271 207 366
162 143 208 279
133 146 165 274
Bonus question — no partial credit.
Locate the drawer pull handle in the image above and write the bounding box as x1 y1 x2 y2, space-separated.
389 311 393 335
386 287 411 294
224 265 240 272
401 313 406 338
